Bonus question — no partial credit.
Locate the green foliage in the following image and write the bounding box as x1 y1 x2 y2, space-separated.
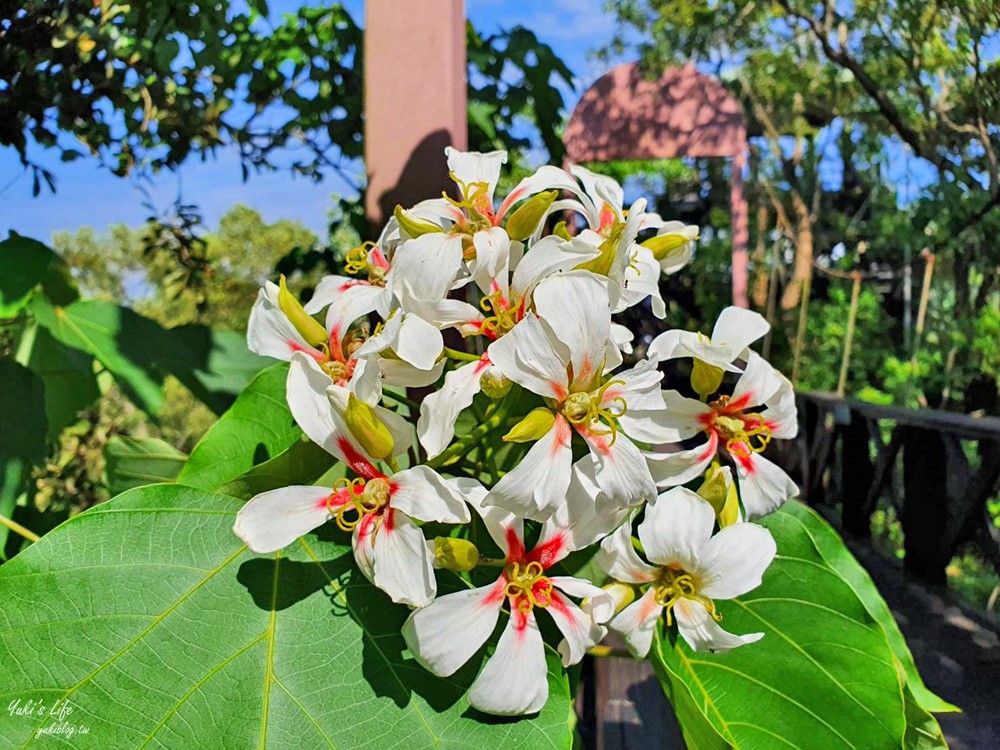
0 234 56 318
1 2 363 187
103 436 186 495
0 484 574 748
653 502 950 747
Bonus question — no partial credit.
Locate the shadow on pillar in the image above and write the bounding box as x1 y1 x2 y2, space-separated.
371 129 458 239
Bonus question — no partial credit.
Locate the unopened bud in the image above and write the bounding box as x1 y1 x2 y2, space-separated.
278 275 328 347
344 393 395 459
698 463 740 527
432 537 480 572
394 205 443 238
552 220 572 241
642 227 697 262
504 190 558 240
503 407 556 443
691 357 724 398
480 368 512 399
575 224 623 277
602 582 636 615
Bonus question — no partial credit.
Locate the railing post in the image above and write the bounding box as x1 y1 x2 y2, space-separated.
901 427 949 584
840 411 874 537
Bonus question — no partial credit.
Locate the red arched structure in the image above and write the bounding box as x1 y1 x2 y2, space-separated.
563 62 750 307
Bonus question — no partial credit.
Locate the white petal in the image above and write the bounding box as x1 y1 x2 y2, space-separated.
609 588 663 658
638 487 715 569
597 521 658 584
389 465 471 524
390 232 465 302
550 576 616 625
674 598 764 654
541 457 629 554
657 390 714 442
461 478 525 559
646 329 701 363
402 579 505 676
602 359 664 412
698 523 777 600
287 354 345 458
733 452 798 520
711 306 770 361
547 590 607 666
763 377 798 439
496 164 580 222
469 227 511 293
324 283 383 344
617 247 666 319
576 427 656 512
731 351 784 408
233 486 332 554
352 513 378 582
393 313 444 371
469 611 548 716
247 282 318 361
610 323 634 354
487 313 568 400
417 356 489 459
372 510 436 607
534 271 610 391
303 275 357 314
381 357 446 388
446 147 507 204
509 234 599 295
645 436 718 488
484 414 573 521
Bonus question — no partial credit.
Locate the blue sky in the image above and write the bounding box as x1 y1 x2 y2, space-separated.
0 0 619 242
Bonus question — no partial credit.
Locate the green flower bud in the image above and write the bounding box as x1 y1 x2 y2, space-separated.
552 220 572 241
277 275 328 347
480 369 512 399
432 537 480 572
575 222 624 277
504 190 558 241
344 393 395 459
641 230 696 262
394 205 444 238
698 463 740 527
691 357 724 398
503 407 557 443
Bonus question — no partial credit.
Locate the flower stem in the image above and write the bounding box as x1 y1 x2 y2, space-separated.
381 390 421 411
427 397 511 469
0 513 40 544
443 347 482 363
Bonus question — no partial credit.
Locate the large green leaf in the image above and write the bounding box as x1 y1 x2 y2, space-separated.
218 436 335 500
177 364 300 491
30 298 169 413
654 501 910 749
16 323 100 440
0 234 55 318
0 485 574 749
30 298 266 416
104 436 187 495
778 501 957 713
0 362 47 555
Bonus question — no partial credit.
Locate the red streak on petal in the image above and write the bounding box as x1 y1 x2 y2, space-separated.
697 431 720 463
336 437 383 480
548 590 572 617
549 416 571 459
733 446 756 474
287 341 323 362
370 248 390 270
722 392 753 414
550 381 569 401
598 203 616 232
474 354 491 375
356 512 377 545
481 577 507 608
495 187 525 225
505 526 526 562
317 488 353 510
382 507 395 533
527 532 565 569
512 608 530 635
638 591 661 620
577 425 612 457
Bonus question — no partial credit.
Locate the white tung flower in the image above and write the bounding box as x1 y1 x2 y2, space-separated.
402 479 613 716
598 487 776 656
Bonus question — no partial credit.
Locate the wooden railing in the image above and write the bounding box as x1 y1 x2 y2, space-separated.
784 392 1000 585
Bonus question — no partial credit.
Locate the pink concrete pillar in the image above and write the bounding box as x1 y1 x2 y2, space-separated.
364 0 467 234
730 150 749 308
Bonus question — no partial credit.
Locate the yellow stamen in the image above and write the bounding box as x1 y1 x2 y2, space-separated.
653 568 721 626
709 396 773 457
328 477 391 532
504 561 554 613
478 289 523 338
559 379 627 445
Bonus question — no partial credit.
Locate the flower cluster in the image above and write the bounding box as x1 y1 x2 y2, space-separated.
234 148 798 716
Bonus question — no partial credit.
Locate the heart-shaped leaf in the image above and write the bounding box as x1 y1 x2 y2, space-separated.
0 485 573 748
653 501 914 749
